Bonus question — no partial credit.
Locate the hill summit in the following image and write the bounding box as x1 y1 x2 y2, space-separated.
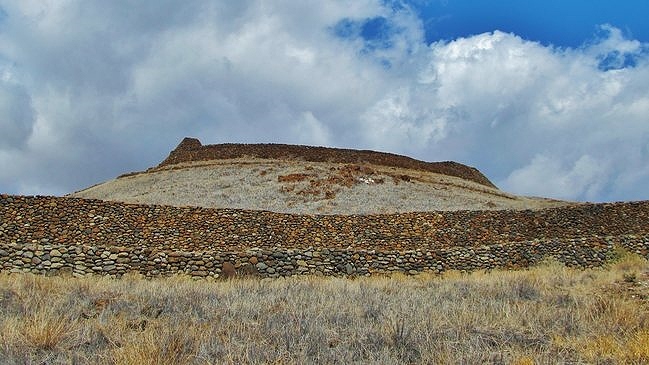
69 138 570 214
160 137 496 188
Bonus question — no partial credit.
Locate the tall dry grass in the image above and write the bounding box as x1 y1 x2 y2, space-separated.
0 252 647 364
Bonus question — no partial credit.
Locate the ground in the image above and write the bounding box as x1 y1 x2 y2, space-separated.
70 159 571 214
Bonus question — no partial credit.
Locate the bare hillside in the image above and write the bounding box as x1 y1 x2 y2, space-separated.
69 138 572 214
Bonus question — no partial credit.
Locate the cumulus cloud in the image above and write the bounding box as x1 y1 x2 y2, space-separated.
291 112 332 146
0 0 392 194
502 155 608 200
0 1 648 202
0 74 34 149
360 87 450 153
408 27 649 201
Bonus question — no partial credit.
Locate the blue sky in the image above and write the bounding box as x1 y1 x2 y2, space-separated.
412 0 649 47
0 1 648 203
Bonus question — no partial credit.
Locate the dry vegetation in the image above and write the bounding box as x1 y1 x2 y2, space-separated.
70 159 570 214
1 251 648 364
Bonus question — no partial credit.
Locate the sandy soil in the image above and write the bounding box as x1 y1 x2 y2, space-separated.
69 159 573 214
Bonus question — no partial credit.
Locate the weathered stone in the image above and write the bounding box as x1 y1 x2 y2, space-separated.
1 193 649 279
221 262 236 279
240 264 258 276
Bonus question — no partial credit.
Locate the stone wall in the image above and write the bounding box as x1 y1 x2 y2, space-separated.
1 194 648 279
156 137 497 188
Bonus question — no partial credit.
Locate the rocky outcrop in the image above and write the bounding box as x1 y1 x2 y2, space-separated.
1 194 648 279
156 138 497 188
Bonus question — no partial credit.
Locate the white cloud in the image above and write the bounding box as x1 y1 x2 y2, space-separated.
0 73 34 149
0 1 648 202
502 155 608 201
291 111 331 146
360 87 449 152
411 29 649 201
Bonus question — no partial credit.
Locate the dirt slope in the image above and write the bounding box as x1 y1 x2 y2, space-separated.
69 138 573 214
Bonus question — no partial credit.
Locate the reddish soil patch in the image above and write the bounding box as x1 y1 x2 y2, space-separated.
277 173 314 183
277 164 386 200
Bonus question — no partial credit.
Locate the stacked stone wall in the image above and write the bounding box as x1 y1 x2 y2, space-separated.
156 138 496 188
1 194 648 279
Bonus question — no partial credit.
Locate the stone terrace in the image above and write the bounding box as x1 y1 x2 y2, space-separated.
154 137 496 188
1 194 648 278
2 195 648 253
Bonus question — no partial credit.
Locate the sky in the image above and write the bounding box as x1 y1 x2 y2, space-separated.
1 0 648 203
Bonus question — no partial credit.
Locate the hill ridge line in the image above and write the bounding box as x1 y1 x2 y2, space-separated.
156 137 497 188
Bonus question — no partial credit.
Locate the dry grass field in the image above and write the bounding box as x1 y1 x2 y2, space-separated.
1 250 647 364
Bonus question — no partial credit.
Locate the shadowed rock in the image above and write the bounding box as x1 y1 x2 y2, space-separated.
221 262 236 279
